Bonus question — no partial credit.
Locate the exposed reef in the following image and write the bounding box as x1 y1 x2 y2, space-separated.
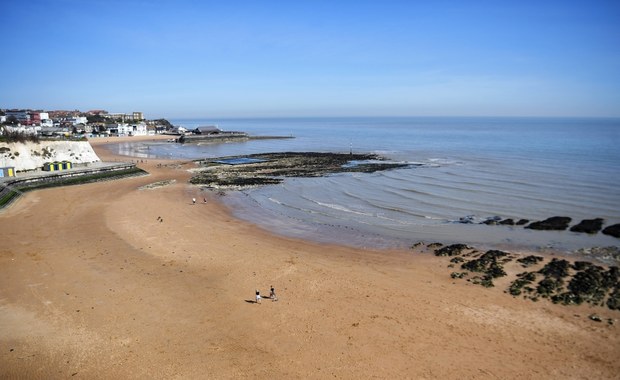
570 218 605 234
525 216 572 231
424 243 620 312
189 152 411 189
603 224 620 238
470 215 619 241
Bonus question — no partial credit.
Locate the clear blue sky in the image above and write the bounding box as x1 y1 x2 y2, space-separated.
1 0 619 118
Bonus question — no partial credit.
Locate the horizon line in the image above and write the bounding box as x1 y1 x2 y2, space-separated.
165 114 620 120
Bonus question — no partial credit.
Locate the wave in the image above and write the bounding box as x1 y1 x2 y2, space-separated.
315 201 375 217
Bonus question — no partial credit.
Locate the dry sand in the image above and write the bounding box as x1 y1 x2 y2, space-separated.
1 136 618 379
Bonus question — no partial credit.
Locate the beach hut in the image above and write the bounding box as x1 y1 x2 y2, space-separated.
43 161 72 172
0 166 15 177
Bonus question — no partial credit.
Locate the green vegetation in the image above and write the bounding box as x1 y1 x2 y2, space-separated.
0 129 40 143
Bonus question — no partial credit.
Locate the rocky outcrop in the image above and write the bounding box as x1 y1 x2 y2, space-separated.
602 224 620 238
525 216 572 231
425 242 620 311
570 218 605 234
434 243 471 257
0 140 100 171
190 152 410 189
475 214 618 239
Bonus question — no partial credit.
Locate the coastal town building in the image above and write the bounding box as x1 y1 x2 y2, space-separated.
194 125 221 134
172 126 188 134
66 116 88 126
40 126 70 137
106 112 144 122
4 110 52 126
5 109 30 125
105 122 148 136
1 107 173 138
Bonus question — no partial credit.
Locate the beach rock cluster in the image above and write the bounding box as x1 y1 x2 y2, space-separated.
429 243 620 311
476 215 620 239
525 216 572 231
189 152 410 189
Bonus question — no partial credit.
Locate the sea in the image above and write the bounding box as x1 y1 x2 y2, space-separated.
109 117 620 255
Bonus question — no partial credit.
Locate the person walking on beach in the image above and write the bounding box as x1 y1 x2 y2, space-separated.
255 289 261 304
192 198 196 205
269 285 278 301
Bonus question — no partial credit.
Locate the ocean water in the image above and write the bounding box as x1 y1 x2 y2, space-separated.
110 117 620 253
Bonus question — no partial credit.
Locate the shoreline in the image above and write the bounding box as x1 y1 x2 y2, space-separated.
97 135 619 264
0 135 618 378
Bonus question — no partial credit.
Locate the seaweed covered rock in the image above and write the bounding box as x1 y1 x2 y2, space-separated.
570 218 604 234
516 219 530 225
528 258 620 309
509 272 537 296
572 261 593 271
565 265 608 305
461 250 509 280
191 152 409 189
469 275 495 287
537 277 565 298
602 224 620 238
538 258 571 278
525 216 572 231
434 243 470 257
608 287 620 310
536 258 570 298
517 255 544 268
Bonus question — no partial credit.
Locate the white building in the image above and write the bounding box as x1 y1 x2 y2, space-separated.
67 116 88 125
106 122 148 136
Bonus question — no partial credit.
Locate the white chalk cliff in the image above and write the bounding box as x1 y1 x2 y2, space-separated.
0 141 101 171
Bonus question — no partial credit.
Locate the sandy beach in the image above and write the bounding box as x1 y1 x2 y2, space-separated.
1 135 618 379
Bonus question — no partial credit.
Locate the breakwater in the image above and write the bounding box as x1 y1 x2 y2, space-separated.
178 134 293 143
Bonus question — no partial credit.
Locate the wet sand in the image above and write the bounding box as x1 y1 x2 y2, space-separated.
0 135 618 379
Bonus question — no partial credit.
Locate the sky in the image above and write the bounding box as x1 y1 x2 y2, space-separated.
1 0 619 118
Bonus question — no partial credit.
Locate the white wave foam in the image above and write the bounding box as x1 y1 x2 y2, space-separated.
267 197 282 205
316 201 374 217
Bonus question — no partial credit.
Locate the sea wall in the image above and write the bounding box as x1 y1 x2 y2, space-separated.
0 140 101 171
0 163 144 210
